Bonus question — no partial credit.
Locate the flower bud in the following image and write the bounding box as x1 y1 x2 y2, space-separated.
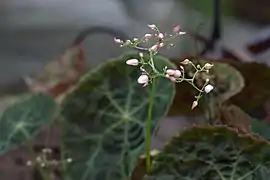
181 59 190 65
148 24 156 29
139 53 144 58
204 84 214 93
158 33 164 39
174 70 181 78
166 69 175 76
204 63 214 70
137 74 149 85
191 101 198 110
179 66 184 70
179 31 186 35
126 59 139 66
173 25 181 32
150 44 159 51
159 42 164 47
144 33 152 38
169 76 176 82
114 37 122 43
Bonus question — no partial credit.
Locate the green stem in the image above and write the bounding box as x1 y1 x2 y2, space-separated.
146 78 156 172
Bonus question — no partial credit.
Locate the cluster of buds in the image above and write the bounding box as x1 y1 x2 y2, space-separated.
114 24 214 109
114 24 186 53
165 68 181 82
26 148 72 168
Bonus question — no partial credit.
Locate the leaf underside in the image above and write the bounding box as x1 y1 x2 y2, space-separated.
60 52 176 180
0 93 57 155
147 125 270 180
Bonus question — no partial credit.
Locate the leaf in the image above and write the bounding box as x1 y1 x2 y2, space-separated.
146 125 270 180
25 45 86 98
218 104 252 133
228 62 270 112
0 93 57 155
250 118 270 141
60 52 176 180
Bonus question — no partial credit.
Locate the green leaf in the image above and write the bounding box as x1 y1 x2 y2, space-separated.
146 125 270 180
0 93 57 155
60 52 176 180
250 119 270 141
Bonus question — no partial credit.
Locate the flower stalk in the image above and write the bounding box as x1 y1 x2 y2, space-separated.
114 24 214 172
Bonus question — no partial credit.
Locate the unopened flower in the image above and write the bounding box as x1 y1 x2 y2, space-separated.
148 24 156 29
179 31 186 35
150 44 159 51
139 52 144 58
137 74 149 86
204 84 214 93
114 37 122 43
174 70 181 78
204 63 214 70
169 76 176 82
181 59 190 65
179 66 184 70
191 101 198 110
158 33 164 39
173 25 181 32
126 59 139 66
144 33 152 38
159 42 164 47
166 69 175 76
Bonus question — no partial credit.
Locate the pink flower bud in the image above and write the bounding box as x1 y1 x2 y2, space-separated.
166 69 175 76
169 76 176 82
142 82 148 87
191 101 198 110
150 44 159 51
126 59 139 66
148 24 156 29
173 70 181 78
137 74 149 85
158 33 164 39
173 25 181 32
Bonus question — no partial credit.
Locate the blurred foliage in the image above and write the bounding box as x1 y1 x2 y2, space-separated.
180 0 233 17
0 93 57 156
251 119 270 141
145 125 270 180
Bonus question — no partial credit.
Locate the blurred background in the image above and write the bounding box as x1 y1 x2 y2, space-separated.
1 0 270 179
